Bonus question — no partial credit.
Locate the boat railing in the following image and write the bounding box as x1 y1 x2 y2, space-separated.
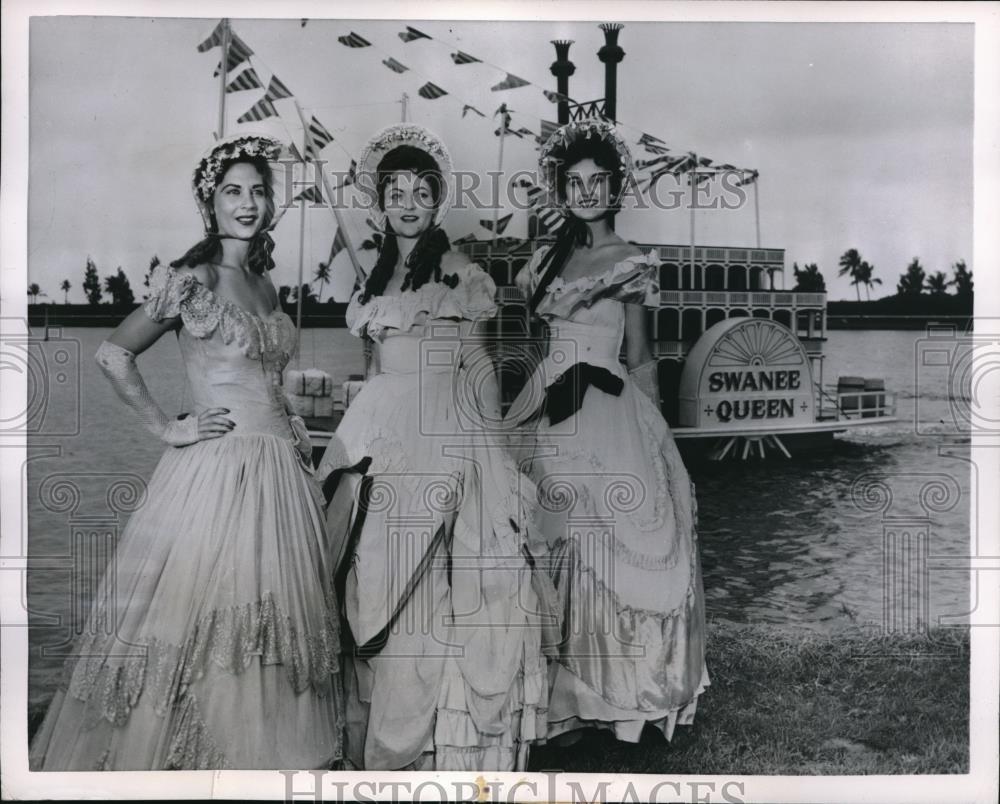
818 384 897 422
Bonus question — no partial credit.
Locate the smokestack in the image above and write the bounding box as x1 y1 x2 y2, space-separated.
598 23 625 121
550 40 575 125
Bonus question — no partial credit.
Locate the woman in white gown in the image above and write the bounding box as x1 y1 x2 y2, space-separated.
315 124 551 772
29 134 344 770
507 119 709 745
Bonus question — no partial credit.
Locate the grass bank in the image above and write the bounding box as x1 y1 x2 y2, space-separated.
528 621 969 775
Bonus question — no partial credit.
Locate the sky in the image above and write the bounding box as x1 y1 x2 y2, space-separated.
25 15 974 302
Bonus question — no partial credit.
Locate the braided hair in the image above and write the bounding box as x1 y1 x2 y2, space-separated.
171 154 277 274
529 132 627 313
358 145 456 304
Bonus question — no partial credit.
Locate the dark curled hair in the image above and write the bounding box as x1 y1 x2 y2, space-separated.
171 155 277 273
358 145 456 304
529 133 626 313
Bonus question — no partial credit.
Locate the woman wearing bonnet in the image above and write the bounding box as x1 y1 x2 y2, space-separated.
316 123 552 771
508 119 709 748
29 134 345 770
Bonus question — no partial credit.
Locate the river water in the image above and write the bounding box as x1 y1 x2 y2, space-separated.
23 326 971 718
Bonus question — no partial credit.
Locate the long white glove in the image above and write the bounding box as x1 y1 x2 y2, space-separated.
629 359 660 408
94 340 202 446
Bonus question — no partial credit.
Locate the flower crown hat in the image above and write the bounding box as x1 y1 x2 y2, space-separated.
191 132 284 233
355 123 455 232
537 118 635 213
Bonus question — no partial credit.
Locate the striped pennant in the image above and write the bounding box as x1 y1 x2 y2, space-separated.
535 206 564 233
491 73 530 92
451 51 481 65
515 127 535 138
305 116 334 159
294 184 323 203
237 97 278 124
635 154 675 171
535 119 560 146
735 169 759 187
480 213 513 234
226 68 263 93
213 34 254 77
462 104 486 118
264 75 293 102
338 32 371 48
638 133 670 156
542 89 571 104
399 26 430 43
418 82 448 100
382 57 409 73
197 21 225 52
451 233 478 245
328 227 348 260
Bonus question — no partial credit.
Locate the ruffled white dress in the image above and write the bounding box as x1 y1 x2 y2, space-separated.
315 263 549 771
508 248 709 743
28 264 343 770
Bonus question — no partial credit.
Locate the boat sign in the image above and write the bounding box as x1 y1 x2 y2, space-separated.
678 318 815 430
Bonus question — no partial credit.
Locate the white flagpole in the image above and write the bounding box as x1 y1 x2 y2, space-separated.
216 19 230 139
292 100 365 284
689 153 696 283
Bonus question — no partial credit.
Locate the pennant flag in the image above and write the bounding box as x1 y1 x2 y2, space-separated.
237 97 277 124
418 82 448 100
635 154 675 171
338 32 371 48
264 75 293 102
696 155 714 167
462 104 485 118
226 68 263 93
542 89 571 104
328 228 348 261
515 127 536 138
514 177 536 189
382 57 409 73
638 133 670 155
305 115 335 159
480 213 513 234
735 169 759 187
294 184 323 203
535 206 564 233
451 51 481 65
491 73 530 92
197 21 225 52
692 171 713 186
452 233 478 245
399 26 431 43
301 19 308 28
213 34 254 77
539 119 559 140
365 217 380 231
493 103 512 136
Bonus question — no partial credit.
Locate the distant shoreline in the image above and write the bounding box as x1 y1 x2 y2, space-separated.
26 298 974 332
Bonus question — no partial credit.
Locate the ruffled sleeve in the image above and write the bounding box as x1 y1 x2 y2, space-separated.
537 251 660 319
346 261 498 340
142 263 200 322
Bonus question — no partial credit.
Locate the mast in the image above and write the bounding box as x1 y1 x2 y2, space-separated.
295 126 307 366
492 106 507 241
401 92 409 122
216 19 230 139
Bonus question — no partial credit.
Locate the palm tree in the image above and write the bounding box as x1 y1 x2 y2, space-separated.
27 283 45 303
313 261 332 303
897 257 925 296
792 262 826 292
60 279 71 303
951 259 972 298
926 271 952 296
838 248 864 301
857 260 882 301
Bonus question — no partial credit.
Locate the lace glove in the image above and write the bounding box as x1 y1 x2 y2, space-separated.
287 414 314 467
94 340 200 446
629 359 660 408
